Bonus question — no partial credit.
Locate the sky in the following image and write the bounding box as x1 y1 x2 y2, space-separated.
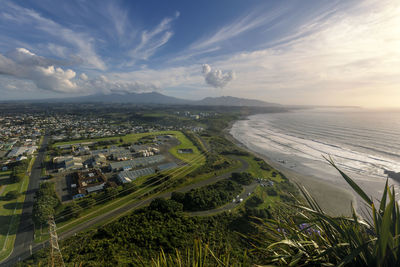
0 0 399 107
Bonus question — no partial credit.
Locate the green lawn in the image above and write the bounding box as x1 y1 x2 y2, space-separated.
251 185 281 208
0 157 35 261
239 156 283 182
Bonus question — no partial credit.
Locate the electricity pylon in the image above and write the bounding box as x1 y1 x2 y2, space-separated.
48 216 65 267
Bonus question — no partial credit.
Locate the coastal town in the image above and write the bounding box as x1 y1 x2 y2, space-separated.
0 103 292 266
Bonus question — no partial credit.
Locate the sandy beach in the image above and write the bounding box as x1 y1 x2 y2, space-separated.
224 120 355 217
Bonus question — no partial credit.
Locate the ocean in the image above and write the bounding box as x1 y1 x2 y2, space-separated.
230 108 400 198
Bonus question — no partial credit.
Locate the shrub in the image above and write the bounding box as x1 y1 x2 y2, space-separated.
231 172 254 185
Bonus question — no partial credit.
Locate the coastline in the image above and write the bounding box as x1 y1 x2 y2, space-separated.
224 117 355 217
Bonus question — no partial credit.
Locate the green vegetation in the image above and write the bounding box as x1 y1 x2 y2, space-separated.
10 159 29 183
26 159 400 266
0 157 34 261
231 172 254 185
240 155 283 182
32 182 61 225
171 179 243 211
4 190 20 200
25 198 252 266
249 158 400 266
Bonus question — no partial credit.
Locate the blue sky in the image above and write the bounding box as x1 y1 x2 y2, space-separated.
0 0 399 107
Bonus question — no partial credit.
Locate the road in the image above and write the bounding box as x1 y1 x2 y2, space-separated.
1 136 49 267
1 155 248 266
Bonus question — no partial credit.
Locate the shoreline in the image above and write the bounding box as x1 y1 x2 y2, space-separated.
224 117 355 217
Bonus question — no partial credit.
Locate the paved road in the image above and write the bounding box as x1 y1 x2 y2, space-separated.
1 136 49 267
1 155 248 266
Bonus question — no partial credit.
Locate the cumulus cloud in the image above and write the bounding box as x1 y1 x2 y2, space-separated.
202 64 235 88
0 48 159 94
0 48 78 92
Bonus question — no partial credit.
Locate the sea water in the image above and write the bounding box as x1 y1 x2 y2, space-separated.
230 108 400 197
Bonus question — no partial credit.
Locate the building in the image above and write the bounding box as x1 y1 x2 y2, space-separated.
117 167 155 184
157 162 178 171
7 146 37 158
53 156 83 171
178 148 193 154
109 155 165 171
71 169 107 198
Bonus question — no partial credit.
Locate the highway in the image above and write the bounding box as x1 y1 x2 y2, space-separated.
1 136 49 267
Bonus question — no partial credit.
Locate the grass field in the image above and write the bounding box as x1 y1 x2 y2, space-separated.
0 157 35 261
240 156 284 182
251 185 280 208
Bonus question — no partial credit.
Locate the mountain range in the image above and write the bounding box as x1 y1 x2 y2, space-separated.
21 92 282 107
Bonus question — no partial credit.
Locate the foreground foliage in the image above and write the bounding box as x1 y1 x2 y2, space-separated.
253 158 400 266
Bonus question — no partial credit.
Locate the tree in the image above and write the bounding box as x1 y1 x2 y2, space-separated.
171 192 185 203
149 198 183 213
231 172 254 185
5 190 20 200
106 187 119 199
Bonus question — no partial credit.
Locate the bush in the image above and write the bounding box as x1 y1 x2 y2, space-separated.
266 187 277 196
174 180 243 211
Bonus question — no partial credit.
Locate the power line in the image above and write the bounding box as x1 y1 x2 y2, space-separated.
54 149 209 222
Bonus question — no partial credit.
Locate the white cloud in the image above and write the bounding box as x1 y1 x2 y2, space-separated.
83 75 158 94
79 73 88 81
129 12 179 62
202 64 235 88
0 48 79 93
0 48 159 95
3 2 106 70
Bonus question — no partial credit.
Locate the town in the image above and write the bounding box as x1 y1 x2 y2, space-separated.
0 103 294 266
